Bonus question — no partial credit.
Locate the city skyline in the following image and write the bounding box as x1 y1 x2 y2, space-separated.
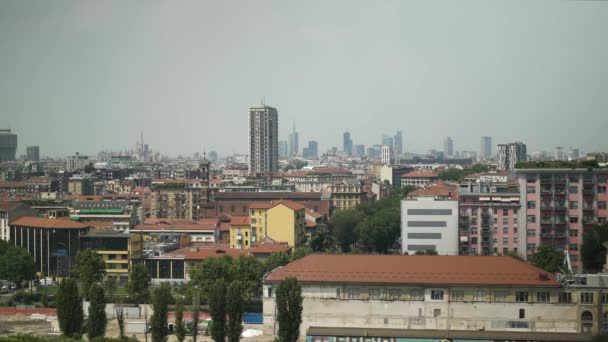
2 1 607 157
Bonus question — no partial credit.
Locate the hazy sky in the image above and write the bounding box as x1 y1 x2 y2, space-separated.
1 1 607 158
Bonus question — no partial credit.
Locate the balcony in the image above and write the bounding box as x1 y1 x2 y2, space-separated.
541 219 553 225
541 188 553 194
541 203 553 210
554 203 567 210
583 205 594 211
583 188 595 195
554 178 567 185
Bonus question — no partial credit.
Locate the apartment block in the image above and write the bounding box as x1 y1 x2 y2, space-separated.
517 167 608 272
248 200 306 248
329 180 366 211
401 171 439 188
80 231 143 283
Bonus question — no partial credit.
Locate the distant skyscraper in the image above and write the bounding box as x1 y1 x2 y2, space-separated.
444 136 454 157
394 130 403 156
26 146 40 161
568 148 580 160
481 136 492 160
288 122 299 158
382 135 394 149
279 140 288 159
0 129 17 162
497 142 527 171
66 152 89 172
554 146 566 161
354 144 365 158
381 145 394 165
303 141 319 159
248 104 279 174
343 131 353 156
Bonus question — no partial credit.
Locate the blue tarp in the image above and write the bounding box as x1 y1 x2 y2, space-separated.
243 312 263 324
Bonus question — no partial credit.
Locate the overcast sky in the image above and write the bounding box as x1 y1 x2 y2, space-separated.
1 0 607 158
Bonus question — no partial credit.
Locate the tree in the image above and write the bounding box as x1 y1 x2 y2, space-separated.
191 287 201 342
209 279 227 342
150 283 172 342
581 224 608 272
73 249 104 297
400 185 416 198
330 209 364 253
231 254 264 300
276 277 303 342
226 282 244 342
438 168 463 181
263 252 291 274
290 247 313 261
357 207 400 253
128 263 151 303
0 245 35 285
115 300 125 339
190 255 234 300
174 298 186 342
87 283 107 339
414 249 438 255
529 245 565 273
56 278 84 337
84 163 95 174
310 226 335 252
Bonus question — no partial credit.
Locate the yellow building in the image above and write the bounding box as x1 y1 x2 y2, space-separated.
80 231 143 283
330 180 366 211
234 200 306 249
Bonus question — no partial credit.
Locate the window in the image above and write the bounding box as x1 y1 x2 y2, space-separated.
451 290 464 301
503 209 509 216
569 186 578 193
267 287 273 297
527 243 535 251
516 291 529 302
473 290 485 302
514 216 518 224
503 227 509 234
494 290 507 302
369 288 381 300
599 201 607 209
410 289 424 301
603 293 608 304
569 244 578 251
527 186 536 193
336 288 341 298
527 215 536 223
431 290 444 300
519 309 525 319
349 288 361 299
388 289 401 300
559 292 572 303
494 209 498 215
472 208 478 216
569 175 579 182
493 217 498 224
527 201 536 209
570 216 578 223
537 292 550 303
600 217 607 224
581 292 594 304
433 309 441 317
599 186 607 193
569 229 578 237
570 201 578 209
527 229 536 237
503 217 509 225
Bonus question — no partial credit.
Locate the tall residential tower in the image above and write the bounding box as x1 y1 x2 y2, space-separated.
249 104 279 174
481 136 492 160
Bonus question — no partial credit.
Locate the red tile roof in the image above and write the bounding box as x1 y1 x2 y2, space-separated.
230 216 250 226
271 200 305 211
185 248 249 261
402 171 439 178
305 219 318 228
219 222 231 232
251 240 291 254
310 168 351 174
249 202 273 209
305 208 322 219
0 201 22 211
265 255 559 287
132 221 216 231
11 217 89 229
409 183 458 199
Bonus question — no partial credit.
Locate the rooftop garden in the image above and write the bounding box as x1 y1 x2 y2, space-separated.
515 160 601 169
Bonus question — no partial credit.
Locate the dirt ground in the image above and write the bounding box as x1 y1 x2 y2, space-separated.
0 315 275 342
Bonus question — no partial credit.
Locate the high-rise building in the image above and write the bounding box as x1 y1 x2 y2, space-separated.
569 148 580 160
394 130 403 157
343 131 352 156
66 152 89 172
353 144 365 158
555 146 566 161
279 140 288 159
0 129 17 162
249 104 279 174
382 135 394 149
480 136 492 160
26 146 40 161
444 136 454 157
381 145 393 165
288 122 299 158
303 141 319 159
497 142 527 171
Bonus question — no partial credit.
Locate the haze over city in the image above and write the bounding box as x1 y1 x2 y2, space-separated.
1 0 607 157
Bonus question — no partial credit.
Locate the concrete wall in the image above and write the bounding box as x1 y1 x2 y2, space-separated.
263 283 579 337
401 197 458 255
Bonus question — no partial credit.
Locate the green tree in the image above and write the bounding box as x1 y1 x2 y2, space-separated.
0 245 35 285
414 249 438 255
231 254 263 300
190 255 234 300
226 281 244 342
73 249 104 297
128 263 151 304
400 185 416 198
263 252 291 274
150 283 172 342
310 226 335 252
581 224 608 272
330 209 364 253
438 168 463 181
209 279 227 342
357 207 400 253
290 247 313 261
56 278 83 337
87 283 107 339
276 277 303 342
84 163 95 174
529 245 565 273
174 298 186 342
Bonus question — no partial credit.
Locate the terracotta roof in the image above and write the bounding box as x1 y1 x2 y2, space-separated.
305 218 318 228
219 222 231 232
265 255 559 287
11 217 89 229
185 248 249 260
249 202 273 209
0 201 22 211
230 216 250 226
409 183 458 199
214 192 323 200
305 208 322 219
133 221 216 231
402 171 439 178
271 200 305 211
285 171 309 177
251 240 291 254
310 168 352 174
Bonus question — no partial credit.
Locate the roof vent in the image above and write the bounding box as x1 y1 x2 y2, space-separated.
190 247 199 252
539 272 549 281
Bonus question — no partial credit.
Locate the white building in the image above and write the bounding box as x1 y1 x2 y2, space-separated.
497 142 527 171
66 152 89 172
249 104 279 174
263 254 583 340
381 145 393 165
401 196 458 255
400 171 439 188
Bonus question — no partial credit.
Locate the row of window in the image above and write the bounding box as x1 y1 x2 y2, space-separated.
528 175 608 183
526 186 608 193
466 208 518 216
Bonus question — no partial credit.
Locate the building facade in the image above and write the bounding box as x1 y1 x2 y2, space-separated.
329 180 366 211
498 142 527 171
0 129 17 162
249 104 279 173
343 132 352 156
26 146 40 161
381 145 393 165
401 171 439 188
517 168 608 272
0 201 37 241
444 136 454 157
303 141 318 160
401 196 459 255
263 255 584 340
66 153 89 172
481 136 492 160
80 231 143 283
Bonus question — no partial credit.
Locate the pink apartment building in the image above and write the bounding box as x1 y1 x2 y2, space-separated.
517 168 608 272
458 173 521 256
